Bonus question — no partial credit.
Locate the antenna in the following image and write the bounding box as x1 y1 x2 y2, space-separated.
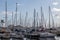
5 0 7 27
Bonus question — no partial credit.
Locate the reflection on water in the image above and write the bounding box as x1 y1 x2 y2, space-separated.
0 36 60 40
23 38 26 40
55 36 60 40
23 36 60 40
10 38 12 40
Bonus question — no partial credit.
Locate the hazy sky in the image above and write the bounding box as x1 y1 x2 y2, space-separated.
0 0 60 27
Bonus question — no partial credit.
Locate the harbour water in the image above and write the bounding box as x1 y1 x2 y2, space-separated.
23 37 60 40
55 36 60 40
0 36 60 40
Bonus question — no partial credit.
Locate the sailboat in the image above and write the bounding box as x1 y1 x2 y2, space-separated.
24 7 56 40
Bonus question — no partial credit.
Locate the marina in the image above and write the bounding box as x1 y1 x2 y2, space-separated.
0 0 60 40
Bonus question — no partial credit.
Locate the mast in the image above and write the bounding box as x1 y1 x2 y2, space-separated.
37 12 38 29
20 12 21 26
25 12 28 27
15 3 18 26
49 6 54 28
25 12 28 34
12 12 13 25
5 0 7 27
41 7 44 28
52 14 54 28
44 20 46 28
49 6 51 28
33 9 36 32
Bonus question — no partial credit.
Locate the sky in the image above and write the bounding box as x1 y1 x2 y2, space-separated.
0 0 60 27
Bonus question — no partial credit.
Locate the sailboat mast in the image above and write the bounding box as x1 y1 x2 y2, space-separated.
37 12 38 29
52 16 54 28
44 20 46 28
33 9 36 32
25 12 28 27
5 0 7 27
20 12 21 25
50 7 54 28
15 3 18 26
49 6 51 28
41 7 44 27
12 12 13 25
